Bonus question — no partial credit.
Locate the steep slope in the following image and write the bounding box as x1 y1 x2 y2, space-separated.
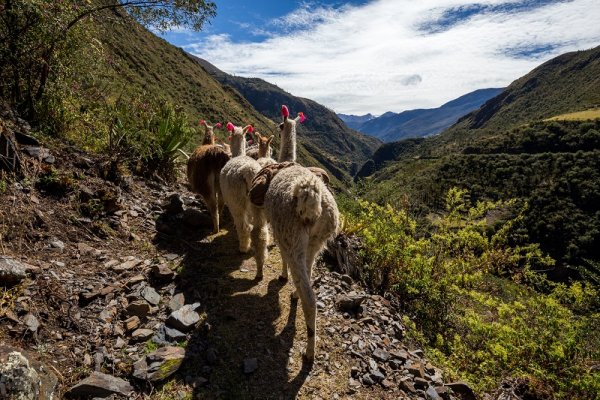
356 46 600 279
352 88 503 142
436 46 600 151
194 58 381 179
93 10 345 185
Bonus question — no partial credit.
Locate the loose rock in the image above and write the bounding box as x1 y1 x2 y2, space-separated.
141 286 161 306
0 256 29 286
167 304 200 332
133 346 185 381
67 371 133 398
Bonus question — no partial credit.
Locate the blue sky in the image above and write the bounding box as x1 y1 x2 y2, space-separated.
159 0 600 115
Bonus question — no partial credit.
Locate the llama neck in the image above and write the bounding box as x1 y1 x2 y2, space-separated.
278 123 296 162
231 136 246 157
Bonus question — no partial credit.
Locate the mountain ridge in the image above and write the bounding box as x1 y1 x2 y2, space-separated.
342 88 503 142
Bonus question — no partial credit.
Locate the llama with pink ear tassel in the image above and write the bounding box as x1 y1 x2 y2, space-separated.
220 122 269 279
187 120 230 233
263 105 339 362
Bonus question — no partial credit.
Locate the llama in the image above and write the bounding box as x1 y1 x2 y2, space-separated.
246 131 274 163
220 123 269 279
187 121 231 233
263 105 339 361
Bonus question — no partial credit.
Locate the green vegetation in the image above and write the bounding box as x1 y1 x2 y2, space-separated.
340 189 599 398
360 119 600 283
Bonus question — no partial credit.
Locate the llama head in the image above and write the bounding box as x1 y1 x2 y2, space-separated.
254 131 274 158
277 105 304 162
200 119 222 145
226 122 253 157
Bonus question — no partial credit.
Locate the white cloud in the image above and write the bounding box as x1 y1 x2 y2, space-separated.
184 0 600 115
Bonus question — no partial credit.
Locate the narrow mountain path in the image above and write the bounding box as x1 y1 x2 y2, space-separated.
0 141 463 400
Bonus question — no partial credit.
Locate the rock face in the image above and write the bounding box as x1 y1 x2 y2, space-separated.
66 371 134 398
0 345 58 400
133 346 185 382
0 256 29 286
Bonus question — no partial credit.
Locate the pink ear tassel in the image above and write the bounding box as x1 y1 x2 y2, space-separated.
298 112 306 123
226 122 235 132
200 119 207 126
248 139 254 145
246 125 254 133
281 105 290 118
215 123 222 129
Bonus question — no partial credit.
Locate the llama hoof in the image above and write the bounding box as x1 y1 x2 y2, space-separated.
278 275 288 282
254 273 264 281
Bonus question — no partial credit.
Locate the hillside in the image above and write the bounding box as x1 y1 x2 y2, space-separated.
434 46 600 152
194 58 381 180
356 46 600 279
85 9 368 186
343 89 503 142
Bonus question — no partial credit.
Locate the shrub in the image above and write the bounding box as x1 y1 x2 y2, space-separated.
341 188 599 398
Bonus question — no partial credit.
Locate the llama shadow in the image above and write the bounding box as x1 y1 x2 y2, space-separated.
152 208 311 399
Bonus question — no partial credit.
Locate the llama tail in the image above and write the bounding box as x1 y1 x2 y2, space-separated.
293 173 323 225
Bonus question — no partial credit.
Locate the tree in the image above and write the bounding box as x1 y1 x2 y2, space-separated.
0 0 216 121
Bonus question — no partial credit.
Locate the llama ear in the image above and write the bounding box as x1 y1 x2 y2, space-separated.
295 112 306 124
267 135 274 144
281 105 290 119
226 122 235 132
200 120 207 126
278 123 284 131
214 122 222 129
243 125 254 134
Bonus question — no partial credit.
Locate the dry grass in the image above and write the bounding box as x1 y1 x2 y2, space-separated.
545 108 600 121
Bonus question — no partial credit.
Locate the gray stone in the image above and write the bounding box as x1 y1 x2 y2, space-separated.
243 358 258 374
361 373 375 386
23 313 39 333
341 274 353 286
372 348 390 362
113 258 142 273
151 263 175 281
370 370 385 382
168 293 185 312
335 294 367 313
133 346 185 382
141 286 161 306
0 346 58 400
167 304 200 332
427 386 443 400
390 349 409 362
48 238 64 251
0 256 29 286
131 329 154 341
126 301 151 318
67 371 133 397
124 316 140 331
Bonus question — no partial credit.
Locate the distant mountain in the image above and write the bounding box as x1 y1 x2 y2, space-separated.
337 113 375 130
193 58 381 181
356 45 600 278
350 88 504 142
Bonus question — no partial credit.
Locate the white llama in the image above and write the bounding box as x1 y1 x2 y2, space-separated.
263 105 339 361
187 121 230 233
220 123 269 279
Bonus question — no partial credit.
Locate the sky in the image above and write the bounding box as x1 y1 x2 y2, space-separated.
159 0 600 115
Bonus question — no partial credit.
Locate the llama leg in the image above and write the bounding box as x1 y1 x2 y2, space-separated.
204 194 219 234
250 207 268 280
230 204 251 252
279 261 289 282
288 256 317 362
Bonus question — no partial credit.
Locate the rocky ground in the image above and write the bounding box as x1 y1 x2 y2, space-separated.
0 116 477 399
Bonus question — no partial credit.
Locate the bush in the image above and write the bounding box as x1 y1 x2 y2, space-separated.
341 188 599 398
